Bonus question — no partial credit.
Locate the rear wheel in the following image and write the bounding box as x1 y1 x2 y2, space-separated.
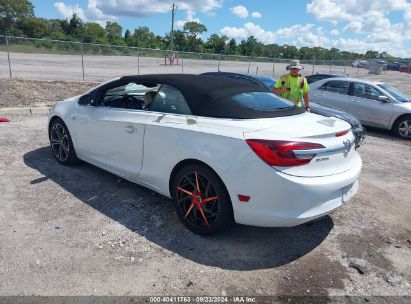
393 115 411 139
49 118 79 165
173 164 234 235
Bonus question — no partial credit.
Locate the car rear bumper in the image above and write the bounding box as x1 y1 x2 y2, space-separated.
222 152 362 227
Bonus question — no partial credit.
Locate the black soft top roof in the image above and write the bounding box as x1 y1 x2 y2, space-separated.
120 74 302 118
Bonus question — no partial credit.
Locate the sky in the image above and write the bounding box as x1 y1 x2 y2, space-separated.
31 0 411 57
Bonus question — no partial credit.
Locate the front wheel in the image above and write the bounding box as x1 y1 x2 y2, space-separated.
393 115 411 139
49 118 79 165
173 164 234 235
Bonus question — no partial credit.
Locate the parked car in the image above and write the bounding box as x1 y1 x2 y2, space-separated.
202 72 365 147
357 61 369 69
387 62 408 71
399 64 411 73
352 60 369 68
310 77 411 138
368 60 388 71
49 74 362 235
378 60 388 70
352 59 361 67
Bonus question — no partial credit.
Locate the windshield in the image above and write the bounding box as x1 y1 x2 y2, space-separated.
377 84 410 102
232 92 294 111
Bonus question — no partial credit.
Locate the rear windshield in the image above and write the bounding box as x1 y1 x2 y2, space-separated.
232 92 294 111
255 76 276 90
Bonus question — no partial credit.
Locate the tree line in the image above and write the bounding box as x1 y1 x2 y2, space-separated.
0 0 402 60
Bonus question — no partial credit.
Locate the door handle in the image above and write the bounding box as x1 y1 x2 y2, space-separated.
125 125 136 133
351 99 361 103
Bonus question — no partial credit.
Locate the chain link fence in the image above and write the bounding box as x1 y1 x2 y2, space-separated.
0 35 409 83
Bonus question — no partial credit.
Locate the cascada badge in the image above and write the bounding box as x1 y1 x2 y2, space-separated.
343 139 353 153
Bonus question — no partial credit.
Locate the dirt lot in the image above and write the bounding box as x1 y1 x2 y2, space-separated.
0 110 410 302
0 79 97 108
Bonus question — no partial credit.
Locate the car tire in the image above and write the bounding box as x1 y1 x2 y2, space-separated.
173 164 234 235
49 118 79 165
393 115 411 139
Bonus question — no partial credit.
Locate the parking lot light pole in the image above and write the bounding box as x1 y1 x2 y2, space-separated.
170 3 176 52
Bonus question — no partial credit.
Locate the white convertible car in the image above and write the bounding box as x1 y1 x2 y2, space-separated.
48 74 362 235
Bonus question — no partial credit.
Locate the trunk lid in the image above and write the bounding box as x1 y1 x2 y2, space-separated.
243 113 358 177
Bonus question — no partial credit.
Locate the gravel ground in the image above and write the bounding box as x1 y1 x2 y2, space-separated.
0 113 410 302
0 79 97 108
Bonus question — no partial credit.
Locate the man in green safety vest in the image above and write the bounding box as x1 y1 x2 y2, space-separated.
273 61 311 112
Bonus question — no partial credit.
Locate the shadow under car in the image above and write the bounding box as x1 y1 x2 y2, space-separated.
23 146 334 271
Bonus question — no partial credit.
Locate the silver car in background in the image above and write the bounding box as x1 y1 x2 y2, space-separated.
310 77 411 138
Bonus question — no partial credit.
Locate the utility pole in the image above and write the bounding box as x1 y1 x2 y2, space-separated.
170 3 176 52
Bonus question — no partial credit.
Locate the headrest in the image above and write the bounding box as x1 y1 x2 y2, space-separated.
144 91 157 109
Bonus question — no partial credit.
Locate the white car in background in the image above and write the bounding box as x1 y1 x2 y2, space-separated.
310 77 411 139
48 74 362 235
352 60 369 68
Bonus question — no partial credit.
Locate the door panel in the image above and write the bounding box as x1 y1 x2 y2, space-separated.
320 91 350 111
75 106 146 178
348 83 393 128
311 89 328 105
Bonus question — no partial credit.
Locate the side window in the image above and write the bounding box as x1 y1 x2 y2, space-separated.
100 82 159 110
78 94 94 106
149 84 191 115
353 83 381 100
323 81 350 95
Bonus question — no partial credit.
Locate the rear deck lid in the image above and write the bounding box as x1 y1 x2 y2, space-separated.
244 113 358 177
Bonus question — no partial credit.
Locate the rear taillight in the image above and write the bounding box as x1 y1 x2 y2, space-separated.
246 139 324 167
336 129 350 137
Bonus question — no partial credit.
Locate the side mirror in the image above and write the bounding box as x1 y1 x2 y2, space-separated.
378 95 390 103
78 94 93 106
